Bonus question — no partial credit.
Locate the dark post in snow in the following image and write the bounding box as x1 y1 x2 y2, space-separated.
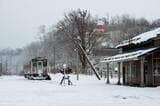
0 56 2 76
100 70 103 78
53 30 56 73
129 61 132 84
76 49 79 80
0 63 2 76
106 62 110 84
53 46 56 73
117 62 121 85
140 57 145 87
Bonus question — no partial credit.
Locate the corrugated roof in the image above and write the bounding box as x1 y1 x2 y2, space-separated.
116 27 160 48
101 47 158 63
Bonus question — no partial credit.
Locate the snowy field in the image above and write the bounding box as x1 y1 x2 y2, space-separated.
0 74 160 106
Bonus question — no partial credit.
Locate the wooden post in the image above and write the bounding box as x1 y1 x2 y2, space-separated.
129 61 132 84
140 58 145 87
117 62 121 85
47 61 49 73
36 62 38 74
120 62 123 85
76 49 79 80
0 63 2 76
100 70 103 78
106 63 110 84
42 61 43 73
30 61 33 74
151 53 154 86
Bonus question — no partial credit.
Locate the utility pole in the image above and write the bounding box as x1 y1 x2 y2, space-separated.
76 49 79 80
53 46 56 72
0 56 2 76
106 63 110 84
5 60 8 75
0 63 2 76
53 32 56 73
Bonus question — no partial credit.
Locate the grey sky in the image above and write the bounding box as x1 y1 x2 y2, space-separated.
0 0 160 49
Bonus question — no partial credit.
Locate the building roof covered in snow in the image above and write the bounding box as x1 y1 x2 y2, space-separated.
116 27 160 48
101 47 159 63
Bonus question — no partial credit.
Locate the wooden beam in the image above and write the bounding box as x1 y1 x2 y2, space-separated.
140 58 145 87
0 63 2 76
117 62 122 85
120 62 123 85
106 63 110 84
75 40 101 80
68 35 101 80
129 61 132 83
30 61 33 74
151 53 155 86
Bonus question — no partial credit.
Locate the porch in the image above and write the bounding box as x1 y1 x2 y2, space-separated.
101 47 160 87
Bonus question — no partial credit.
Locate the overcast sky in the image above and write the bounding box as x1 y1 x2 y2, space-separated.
0 0 160 49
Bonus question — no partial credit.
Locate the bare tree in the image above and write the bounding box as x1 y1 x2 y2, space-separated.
108 14 151 46
151 18 160 28
56 9 103 74
0 48 23 75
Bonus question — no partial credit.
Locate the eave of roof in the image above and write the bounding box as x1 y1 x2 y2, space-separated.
101 47 159 63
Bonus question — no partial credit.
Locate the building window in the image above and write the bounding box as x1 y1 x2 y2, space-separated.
153 59 160 76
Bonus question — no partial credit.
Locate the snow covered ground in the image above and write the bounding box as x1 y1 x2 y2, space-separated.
0 74 160 106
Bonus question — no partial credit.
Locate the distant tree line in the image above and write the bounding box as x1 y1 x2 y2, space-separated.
0 9 160 75
0 48 22 75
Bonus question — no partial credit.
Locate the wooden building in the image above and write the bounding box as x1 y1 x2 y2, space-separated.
102 28 160 86
92 48 120 78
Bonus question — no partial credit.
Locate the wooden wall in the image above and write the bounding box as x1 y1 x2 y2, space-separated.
123 61 141 86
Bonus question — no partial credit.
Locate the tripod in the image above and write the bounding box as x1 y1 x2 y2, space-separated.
59 67 73 85
60 75 72 85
